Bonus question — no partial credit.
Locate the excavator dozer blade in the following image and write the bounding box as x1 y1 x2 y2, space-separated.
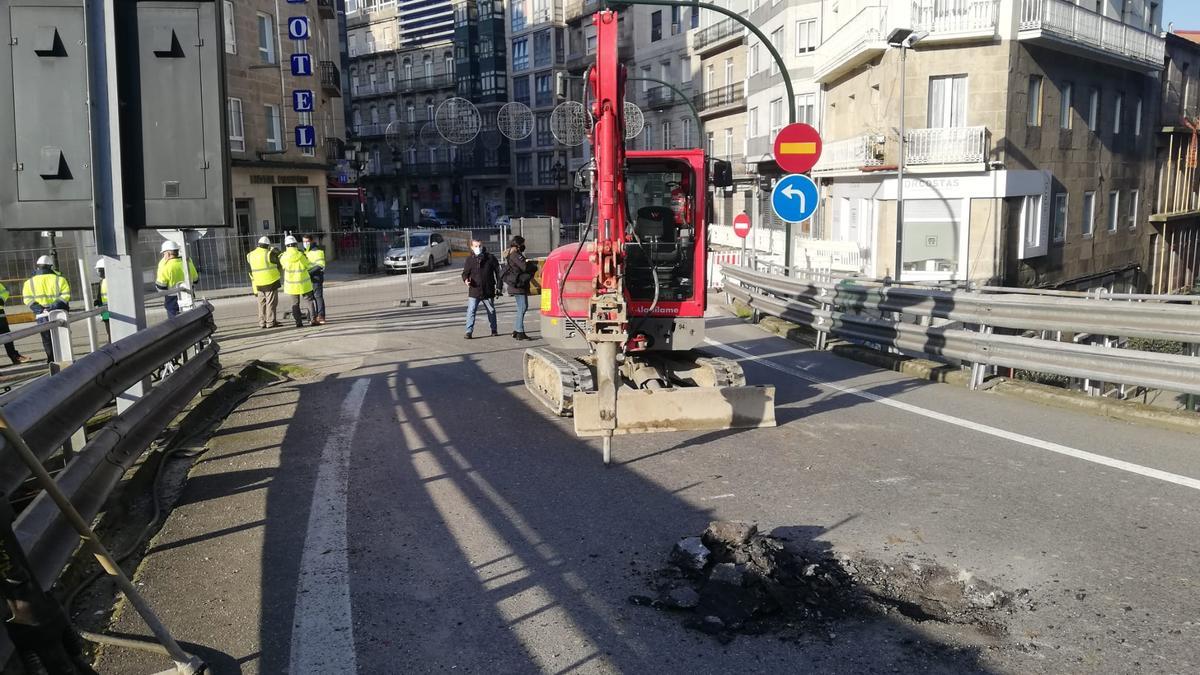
573 385 776 437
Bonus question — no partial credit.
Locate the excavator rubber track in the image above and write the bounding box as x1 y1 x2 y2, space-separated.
688 356 747 387
523 347 595 417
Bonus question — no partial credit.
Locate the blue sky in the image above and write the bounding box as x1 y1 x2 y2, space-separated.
1166 2 1200 30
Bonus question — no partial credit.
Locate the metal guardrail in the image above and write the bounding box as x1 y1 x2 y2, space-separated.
723 266 1200 397
0 301 218 664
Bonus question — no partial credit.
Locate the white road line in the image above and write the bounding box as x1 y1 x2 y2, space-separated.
289 377 370 673
707 339 1200 493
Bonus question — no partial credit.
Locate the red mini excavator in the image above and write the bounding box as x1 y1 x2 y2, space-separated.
523 8 776 464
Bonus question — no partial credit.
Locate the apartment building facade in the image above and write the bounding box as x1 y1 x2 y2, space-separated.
509 0 571 219
223 0 345 237
346 0 509 228
812 0 1163 289
1149 31 1200 294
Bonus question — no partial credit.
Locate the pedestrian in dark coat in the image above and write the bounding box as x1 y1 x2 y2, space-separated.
501 236 535 341
462 239 500 338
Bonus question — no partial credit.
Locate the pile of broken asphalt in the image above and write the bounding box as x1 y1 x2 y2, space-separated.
630 521 1023 644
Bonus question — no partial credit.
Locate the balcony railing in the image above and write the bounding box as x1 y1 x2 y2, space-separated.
813 5 889 83
693 17 744 53
905 126 988 165
1018 0 1165 70
352 80 397 98
320 61 342 97
645 86 677 109
912 0 999 37
813 134 885 173
532 5 564 25
317 0 335 20
695 82 745 112
353 123 387 137
396 73 456 93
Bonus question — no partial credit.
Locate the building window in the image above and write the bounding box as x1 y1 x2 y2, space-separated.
406 103 414 122
1021 194 1043 252
749 107 759 137
264 104 281 151
641 65 651 92
444 52 454 76
273 187 318 230
423 55 432 78
1113 93 1123 134
1107 191 1119 231
425 98 434 120
645 124 655 150
511 1 526 31
512 38 529 71
513 76 530 105
662 121 672 149
770 28 783 74
223 0 236 54
706 131 714 155
796 19 817 54
1128 189 1139 228
536 113 552 146
724 128 733 159
680 55 690 82
534 30 552 68
796 94 815 125
227 98 244 152
1060 82 1073 129
1082 191 1095 236
1088 88 1099 131
671 5 681 34
651 10 662 41
387 103 397 121
681 117 691 147
691 6 699 29
535 73 552 107
750 44 759 73
1027 75 1042 126
928 75 967 128
299 112 314 157
1134 97 1143 136
769 98 783 135
403 58 412 81
555 27 565 64
257 13 275 64
1052 192 1068 242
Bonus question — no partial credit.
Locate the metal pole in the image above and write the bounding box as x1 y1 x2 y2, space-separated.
0 409 202 673
77 258 98 353
177 230 194 311
404 227 414 304
894 44 907 283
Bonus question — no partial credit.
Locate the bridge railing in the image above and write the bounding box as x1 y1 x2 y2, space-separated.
722 265 1200 404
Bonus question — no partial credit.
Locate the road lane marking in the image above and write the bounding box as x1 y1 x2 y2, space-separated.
707 339 1200 493
288 377 370 673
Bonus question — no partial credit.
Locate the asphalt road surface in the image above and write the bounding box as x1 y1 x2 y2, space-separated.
95 269 1200 674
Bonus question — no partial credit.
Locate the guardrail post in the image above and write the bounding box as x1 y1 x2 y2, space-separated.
77 258 98 354
1189 343 1199 412
969 323 991 391
815 285 831 351
47 310 72 366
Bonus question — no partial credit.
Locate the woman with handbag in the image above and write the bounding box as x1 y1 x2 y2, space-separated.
502 236 536 341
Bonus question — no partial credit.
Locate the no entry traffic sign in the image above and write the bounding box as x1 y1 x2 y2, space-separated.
733 212 751 238
773 123 823 174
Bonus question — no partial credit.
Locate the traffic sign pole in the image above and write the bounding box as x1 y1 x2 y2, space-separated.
733 212 751 268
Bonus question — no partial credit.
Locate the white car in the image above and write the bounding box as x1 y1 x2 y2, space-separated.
383 230 451 273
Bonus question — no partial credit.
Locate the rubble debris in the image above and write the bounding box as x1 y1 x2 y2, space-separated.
637 521 1018 643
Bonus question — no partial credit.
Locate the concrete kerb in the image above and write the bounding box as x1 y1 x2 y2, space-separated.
725 297 1200 435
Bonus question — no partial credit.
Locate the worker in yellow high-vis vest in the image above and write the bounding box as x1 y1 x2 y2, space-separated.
302 234 327 324
0 278 30 365
280 235 317 328
247 236 282 329
22 255 71 363
155 240 199 318
94 258 110 342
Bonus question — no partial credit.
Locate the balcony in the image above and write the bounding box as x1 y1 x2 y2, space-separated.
352 80 398 98
1018 0 1165 72
813 5 889 84
396 73 456 93
911 0 999 42
320 61 342 98
692 17 744 56
812 134 885 174
317 0 335 20
324 138 344 166
531 4 564 26
905 126 989 166
695 82 745 117
353 123 387 137
644 86 678 109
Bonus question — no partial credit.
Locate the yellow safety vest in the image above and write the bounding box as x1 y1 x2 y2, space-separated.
22 272 71 309
99 278 108 305
0 281 9 306
156 257 199 289
280 248 313 296
304 246 326 270
247 247 281 290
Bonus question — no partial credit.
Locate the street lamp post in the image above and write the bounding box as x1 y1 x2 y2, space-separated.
888 28 927 283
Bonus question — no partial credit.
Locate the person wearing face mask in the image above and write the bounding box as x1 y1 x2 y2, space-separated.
501 235 535 341
461 239 500 339
302 234 327 325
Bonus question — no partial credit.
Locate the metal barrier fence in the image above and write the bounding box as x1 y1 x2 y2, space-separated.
0 302 218 668
723 265 1200 405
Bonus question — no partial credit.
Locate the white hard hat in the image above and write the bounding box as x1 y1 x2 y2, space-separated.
94 258 106 269
284 235 298 246
258 236 271 245
161 240 180 252
36 255 53 266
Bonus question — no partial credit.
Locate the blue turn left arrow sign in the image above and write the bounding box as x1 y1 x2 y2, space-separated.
771 173 819 223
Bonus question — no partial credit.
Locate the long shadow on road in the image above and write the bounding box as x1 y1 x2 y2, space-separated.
241 351 1002 672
